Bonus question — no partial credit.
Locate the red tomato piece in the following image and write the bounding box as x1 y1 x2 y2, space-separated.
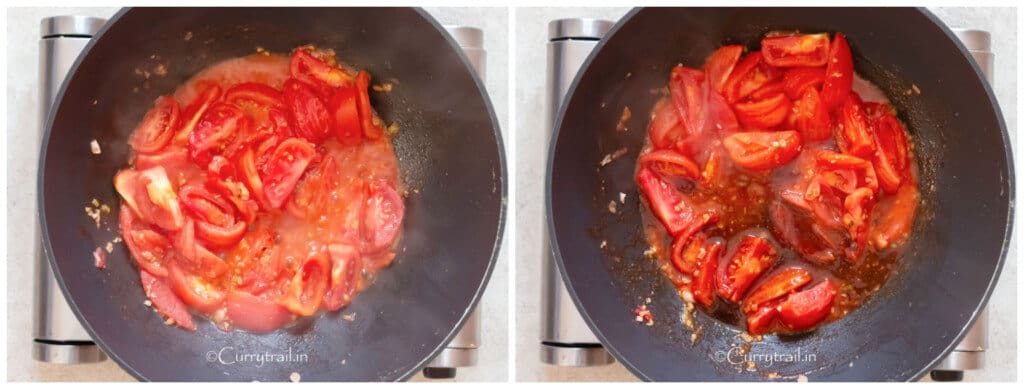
179 184 247 248
742 267 812 314
129 95 180 154
362 179 405 254
174 81 222 145
328 84 363 146
120 206 171 277
167 263 225 313
733 92 792 129
835 93 877 158
722 130 802 171
322 243 362 311
134 148 190 173
224 82 286 111
355 71 385 140
226 290 293 333
283 79 332 142
637 167 718 238
782 66 826 100
820 33 854 111
692 239 724 308
843 187 875 261
787 88 832 142
748 81 786 102
778 279 838 331
669 66 707 135
671 232 707 275
280 252 331 316
228 226 288 296
260 138 316 209
187 103 245 166
648 98 686 149
639 149 701 181
870 113 911 193
871 182 919 250
718 235 778 302
704 88 740 133
140 269 195 330
172 219 228 279
237 148 271 210
746 304 778 335
722 51 783 104
704 45 744 94
290 48 353 95
761 33 831 67
814 150 879 193
113 166 185 231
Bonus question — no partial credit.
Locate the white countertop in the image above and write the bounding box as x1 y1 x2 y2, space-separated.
4 6 509 382
513 6 1018 382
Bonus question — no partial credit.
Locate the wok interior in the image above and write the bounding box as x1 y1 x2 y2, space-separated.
41 8 503 381
550 8 1010 381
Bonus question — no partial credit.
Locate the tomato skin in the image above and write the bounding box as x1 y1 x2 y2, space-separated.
669 66 707 135
692 239 724 308
322 244 362 311
175 82 222 145
280 252 331 316
733 92 791 129
787 88 832 142
354 71 385 140
638 149 701 181
167 264 225 313
761 33 831 67
140 269 195 330
178 184 246 248
723 130 802 171
260 138 316 209
746 304 778 335
835 93 877 158
648 98 686 149
820 33 854 111
782 66 826 100
778 279 838 331
328 84 363 146
226 291 293 333
188 103 245 166
742 268 812 314
718 235 778 302
120 206 171 277
704 45 745 94
362 179 405 254
283 79 333 142
870 114 910 193
129 96 180 154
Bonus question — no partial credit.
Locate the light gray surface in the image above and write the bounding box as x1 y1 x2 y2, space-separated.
514 7 1017 382
6 6 509 382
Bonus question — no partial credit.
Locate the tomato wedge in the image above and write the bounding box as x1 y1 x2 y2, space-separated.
761 33 831 67
718 235 778 302
362 179 405 254
843 187 875 261
129 95 180 154
114 166 185 231
260 138 316 209
290 48 353 95
280 252 331 316
692 239 724 308
742 268 812 314
835 93 876 158
787 88 832 142
870 113 911 193
179 184 246 248
722 51 783 104
820 33 854 111
778 279 838 331
637 167 718 239
782 66 826 100
704 45 744 94
140 269 195 330
187 103 245 166
322 244 362 311
120 206 171 277
723 130 802 171
638 149 701 181
226 291 293 333
355 71 385 140
283 79 332 142
168 263 225 313
648 98 686 149
733 92 791 129
669 66 707 135
671 233 707 275
746 304 778 335
225 82 286 111
174 82 222 145
871 182 919 250
172 219 228 279
228 226 288 296
328 84 363 146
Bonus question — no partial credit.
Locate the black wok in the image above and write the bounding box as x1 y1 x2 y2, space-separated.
39 7 505 381
548 7 1012 381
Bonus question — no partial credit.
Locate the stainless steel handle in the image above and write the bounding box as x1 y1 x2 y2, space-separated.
540 18 615 367
34 15 108 364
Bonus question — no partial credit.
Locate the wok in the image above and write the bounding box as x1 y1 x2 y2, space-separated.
548 7 1012 381
39 7 505 381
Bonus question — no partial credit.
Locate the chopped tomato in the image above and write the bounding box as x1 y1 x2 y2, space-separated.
747 81 786 102
746 304 778 335
228 226 288 296
290 48 353 95
761 33 831 67
280 252 331 316
174 81 222 145
172 219 228 279
637 167 715 238
835 93 876 158
120 206 171 277
140 269 195 330
354 71 385 140
718 235 778 302
225 291 293 333
639 149 701 181
362 179 405 254
814 150 879 193
168 264 225 313
178 184 246 248
114 166 185 231
782 66 826 100
704 45 744 94
129 96 180 154
742 268 812 313
283 79 332 142
187 103 245 166
671 233 707 275
648 98 685 149
328 84 363 145
322 244 362 311
669 66 707 135
733 92 791 129
260 138 316 209
692 239 724 308
819 33 854 111
870 182 918 250
722 51 783 104
787 88 832 142
723 130 802 171
870 113 911 193
778 279 838 331
704 88 740 133
224 82 286 111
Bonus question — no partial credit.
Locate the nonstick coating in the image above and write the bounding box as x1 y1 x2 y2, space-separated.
549 8 1012 381
39 8 505 381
